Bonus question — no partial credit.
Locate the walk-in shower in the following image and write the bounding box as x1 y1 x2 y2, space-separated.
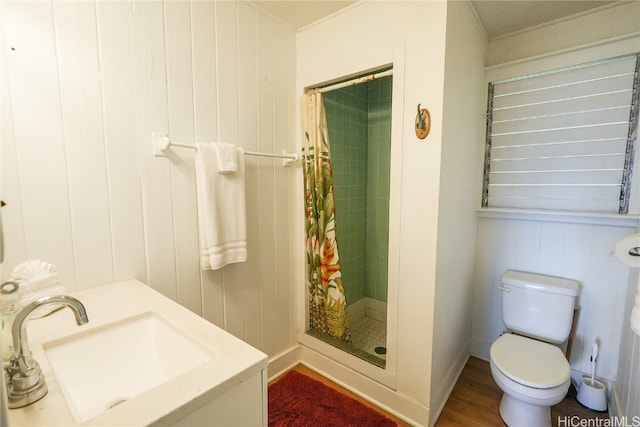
305 73 393 367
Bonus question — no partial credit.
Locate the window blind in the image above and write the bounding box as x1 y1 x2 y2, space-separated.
482 53 639 213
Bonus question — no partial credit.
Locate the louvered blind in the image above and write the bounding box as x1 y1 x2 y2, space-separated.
482 53 639 213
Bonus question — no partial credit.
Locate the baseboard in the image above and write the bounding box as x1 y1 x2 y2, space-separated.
267 345 301 381
299 345 428 427
429 347 470 426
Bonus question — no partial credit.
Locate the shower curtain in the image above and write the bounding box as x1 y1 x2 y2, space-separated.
302 92 350 342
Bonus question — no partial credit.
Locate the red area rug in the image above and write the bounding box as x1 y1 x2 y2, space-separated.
268 370 397 427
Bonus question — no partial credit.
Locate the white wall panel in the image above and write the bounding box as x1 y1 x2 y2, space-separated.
577 226 629 377
2 2 76 286
538 223 566 275
430 2 486 422
616 271 640 419
256 12 278 357
129 0 171 297
189 0 224 327
272 20 294 354
0 5 29 275
616 284 632 412
213 0 244 340
53 2 115 289
236 2 262 350
631 336 640 416
285 28 298 351
164 0 201 314
98 1 148 286
471 219 501 351
1 0 297 363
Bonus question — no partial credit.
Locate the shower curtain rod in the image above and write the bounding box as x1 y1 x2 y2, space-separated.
307 69 393 94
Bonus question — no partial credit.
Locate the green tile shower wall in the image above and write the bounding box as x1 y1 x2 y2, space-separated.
324 84 368 305
365 77 392 302
323 76 392 305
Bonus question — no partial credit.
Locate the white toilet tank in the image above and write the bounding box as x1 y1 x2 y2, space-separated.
501 270 579 344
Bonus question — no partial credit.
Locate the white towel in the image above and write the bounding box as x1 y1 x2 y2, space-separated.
194 143 247 270
213 142 239 173
11 260 66 318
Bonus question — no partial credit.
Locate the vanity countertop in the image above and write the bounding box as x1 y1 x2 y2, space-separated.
6 279 268 426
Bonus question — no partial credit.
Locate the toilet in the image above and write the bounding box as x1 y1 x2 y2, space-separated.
489 270 580 427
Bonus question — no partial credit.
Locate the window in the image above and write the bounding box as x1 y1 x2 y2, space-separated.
482 53 639 213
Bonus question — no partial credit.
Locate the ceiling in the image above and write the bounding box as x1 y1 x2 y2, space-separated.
254 1 356 30
470 0 616 38
254 0 617 38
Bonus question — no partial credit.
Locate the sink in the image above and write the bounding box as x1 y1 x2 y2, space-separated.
43 311 214 423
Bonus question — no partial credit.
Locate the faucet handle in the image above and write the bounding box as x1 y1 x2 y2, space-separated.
5 294 88 408
4 357 47 408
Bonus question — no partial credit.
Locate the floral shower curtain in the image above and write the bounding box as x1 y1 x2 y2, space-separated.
302 92 350 342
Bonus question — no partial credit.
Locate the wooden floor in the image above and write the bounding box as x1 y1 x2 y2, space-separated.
435 356 609 427
276 357 609 427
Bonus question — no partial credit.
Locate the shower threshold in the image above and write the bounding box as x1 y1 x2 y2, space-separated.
305 328 386 369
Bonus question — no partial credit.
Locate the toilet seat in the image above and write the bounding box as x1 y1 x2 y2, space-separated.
490 333 570 389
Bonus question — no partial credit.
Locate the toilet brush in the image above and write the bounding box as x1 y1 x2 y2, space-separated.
576 341 607 411
590 342 598 384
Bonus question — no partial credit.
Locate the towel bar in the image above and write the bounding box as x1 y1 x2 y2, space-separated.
152 133 299 166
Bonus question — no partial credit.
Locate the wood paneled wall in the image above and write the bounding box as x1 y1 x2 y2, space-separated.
0 0 297 358
617 271 640 418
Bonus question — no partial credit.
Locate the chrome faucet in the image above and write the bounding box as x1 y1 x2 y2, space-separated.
4 295 88 408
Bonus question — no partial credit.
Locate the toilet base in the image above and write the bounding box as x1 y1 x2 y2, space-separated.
500 393 551 427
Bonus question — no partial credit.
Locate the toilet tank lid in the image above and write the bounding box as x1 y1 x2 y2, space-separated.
501 270 580 297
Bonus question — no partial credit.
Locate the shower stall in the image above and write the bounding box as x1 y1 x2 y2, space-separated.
306 74 393 367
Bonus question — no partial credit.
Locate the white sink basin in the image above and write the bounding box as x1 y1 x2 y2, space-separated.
43 312 214 423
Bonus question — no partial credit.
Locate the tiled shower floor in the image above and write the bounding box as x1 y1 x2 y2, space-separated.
350 316 387 360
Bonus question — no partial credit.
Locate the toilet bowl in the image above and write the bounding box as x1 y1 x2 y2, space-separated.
490 333 571 427
490 270 579 426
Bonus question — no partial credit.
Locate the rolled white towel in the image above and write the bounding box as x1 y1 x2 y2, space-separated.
16 273 64 305
11 260 66 318
11 259 56 281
